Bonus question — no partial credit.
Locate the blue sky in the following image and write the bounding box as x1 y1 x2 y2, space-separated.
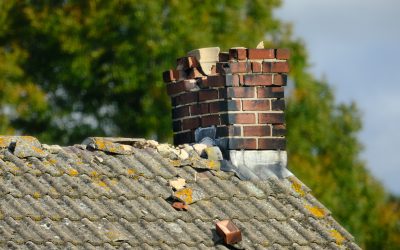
275 0 400 194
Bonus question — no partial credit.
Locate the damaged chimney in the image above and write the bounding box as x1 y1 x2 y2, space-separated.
163 46 290 172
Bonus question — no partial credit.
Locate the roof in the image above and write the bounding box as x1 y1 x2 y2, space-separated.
0 136 360 249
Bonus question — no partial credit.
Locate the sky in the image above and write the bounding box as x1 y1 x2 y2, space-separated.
275 0 400 194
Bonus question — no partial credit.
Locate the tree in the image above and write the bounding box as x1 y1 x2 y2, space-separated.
0 0 282 144
0 0 398 248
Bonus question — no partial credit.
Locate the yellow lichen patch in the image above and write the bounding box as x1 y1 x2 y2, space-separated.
51 215 62 221
48 158 57 165
330 229 345 245
33 192 41 199
174 188 193 204
127 169 135 176
290 177 305 196
94 180 110 191
207 160 220 170
32 169 42 176
170 159 182 167
31 145 45 155
93 138 126 153
305 205 325 218
68 168 79 176
90 171 99 177
0 137 9 147
10 165 20 173
0 211 4 220
94 138 107 150
32 215 42 221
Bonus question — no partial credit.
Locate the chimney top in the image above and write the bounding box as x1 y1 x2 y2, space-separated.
163 46 290 153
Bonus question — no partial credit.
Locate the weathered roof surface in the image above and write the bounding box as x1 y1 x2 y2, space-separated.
0 136 360 249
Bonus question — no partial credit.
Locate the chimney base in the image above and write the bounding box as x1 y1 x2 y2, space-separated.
228 150 291 179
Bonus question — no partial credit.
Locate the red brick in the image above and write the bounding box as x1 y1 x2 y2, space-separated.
201 115 220 127
216 126 242 137
162 69 179 82
226 138 257 149
247 49 275 59
172 92 198 106
262 62 272 73
243 126 271 137
209 100 241 113
221 113 256 124
258 113 285 124
271 62 289 73
172 202 188 211
207 75 226 87
172 106 190 119
257 87 284 98
198 76 209 88
209 101 223 113
219 87 256 99
216 220 242 245
251 62 262 73
219 52 230 62
199 89 218 101
226 74 241 86
243 74 273 86
271 99 285 111
242 100 270 111
189 105 200 117
258 138 286 150
166 80 197 96
173 131 194 145
187 67 204 78
176 56 199 69
190 103 208 115
273 74 287 86
216 62 251 74
172 120 182 131
182 117 200 130
276 48 290 59
272 124 286 136
229 48 247 60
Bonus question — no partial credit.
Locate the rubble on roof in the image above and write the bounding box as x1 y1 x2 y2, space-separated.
0 135 47 158
0 134 360 249
216 220 242 245
0 135 291 183
82 137 136 154
169 178 186 191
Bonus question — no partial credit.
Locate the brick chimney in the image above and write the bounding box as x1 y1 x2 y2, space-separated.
163 46 289 172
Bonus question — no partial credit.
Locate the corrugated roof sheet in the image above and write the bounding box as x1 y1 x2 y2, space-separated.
0 137 361 249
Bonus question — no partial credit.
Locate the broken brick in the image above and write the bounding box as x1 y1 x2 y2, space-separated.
216 220 242 245
172 202 188 211
229 48 247 60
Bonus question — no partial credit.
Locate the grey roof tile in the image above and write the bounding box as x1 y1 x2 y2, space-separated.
0 137 360 249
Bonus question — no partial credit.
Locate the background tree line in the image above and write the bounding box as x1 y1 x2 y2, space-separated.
0 0 398 248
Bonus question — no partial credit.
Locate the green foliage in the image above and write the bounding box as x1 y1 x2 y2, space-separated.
0 1 398 248
0 0 281 144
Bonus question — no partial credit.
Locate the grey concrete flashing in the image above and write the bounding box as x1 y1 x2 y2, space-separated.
228 150 292 180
